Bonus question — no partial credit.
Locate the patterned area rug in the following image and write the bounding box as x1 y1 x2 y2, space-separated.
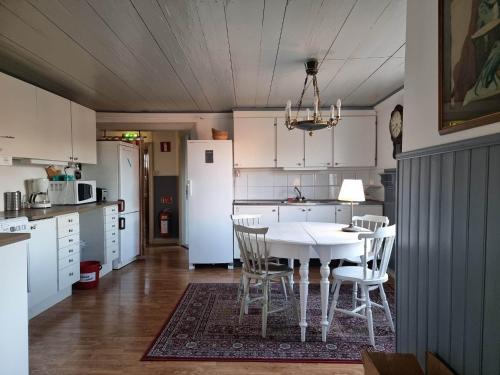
143 282 395 363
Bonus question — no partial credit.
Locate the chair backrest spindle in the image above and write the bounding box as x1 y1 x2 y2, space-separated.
358 224 396 280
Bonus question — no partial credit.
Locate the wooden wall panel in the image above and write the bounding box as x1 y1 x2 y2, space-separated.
396 135 500 373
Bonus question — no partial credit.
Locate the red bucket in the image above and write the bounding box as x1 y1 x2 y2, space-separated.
75 261 102 289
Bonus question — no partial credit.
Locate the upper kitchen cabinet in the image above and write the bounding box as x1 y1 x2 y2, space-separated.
0 72 37 158
277 119 304 168
71 102 97 164
233 116 276 168
333 115 376 167
35 88 73 162
304 128 333 168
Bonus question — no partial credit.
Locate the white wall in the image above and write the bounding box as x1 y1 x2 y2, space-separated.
0 164 48 211
404 0 500 152
375 90 403 169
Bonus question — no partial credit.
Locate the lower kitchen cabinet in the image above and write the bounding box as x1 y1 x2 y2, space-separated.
334 205 352 224
306 205 336 222
232 205 278 258
28 218 58 318
1 239 29 375
278 205 308 222
56 213 80 291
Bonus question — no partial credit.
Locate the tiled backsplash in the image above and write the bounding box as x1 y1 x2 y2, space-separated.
234 168 384 201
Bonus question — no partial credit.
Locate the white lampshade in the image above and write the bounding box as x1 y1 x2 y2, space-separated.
338 179 365 202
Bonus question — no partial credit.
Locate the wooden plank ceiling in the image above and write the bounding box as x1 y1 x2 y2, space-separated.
0 0 406 112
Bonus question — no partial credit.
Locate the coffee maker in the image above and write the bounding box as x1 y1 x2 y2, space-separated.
26 178 52 208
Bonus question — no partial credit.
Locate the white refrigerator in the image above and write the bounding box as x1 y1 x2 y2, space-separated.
187 140 233 269
85 141 140 269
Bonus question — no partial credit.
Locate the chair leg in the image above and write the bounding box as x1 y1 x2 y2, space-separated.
327 280 341 330
360 285 366 316
363 285 375 347
237 275 243 303
379 284 395 332
280 277 288 300
352 282 358 310
239 275 249 323
261 280 269 338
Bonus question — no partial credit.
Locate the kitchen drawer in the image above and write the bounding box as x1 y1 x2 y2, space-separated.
58 263 79 290
58 223 79 238
105 214 118 223
105 219 118 232
106 234 118 248
107 244 119 262
58 233 79 249
58 243 79 259
58 252 80 270
104 205 118 215
57 213 79 229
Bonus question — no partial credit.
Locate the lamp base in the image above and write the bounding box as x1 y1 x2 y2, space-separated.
341 223 362 232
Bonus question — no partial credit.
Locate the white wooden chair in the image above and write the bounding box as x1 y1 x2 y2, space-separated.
234 224 299 338
327 224 396 347
336 215 389 309
231 214 288 303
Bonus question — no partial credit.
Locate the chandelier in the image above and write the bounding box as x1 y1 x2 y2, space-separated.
284 58 341 136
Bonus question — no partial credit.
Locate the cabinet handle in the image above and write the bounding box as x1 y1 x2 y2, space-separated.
69 249 74 253
69 272 74 277
272 209 276 212
74 157 79 161
297 163 301 166
69 219 73 223
69 229 73 233
69 156 74 160
335 162 339 165
0 135 15 139
327 162 331 165
307 208 311 211
69 239 73 243
69 258 73 263
301 209 306 212
234 163 239 166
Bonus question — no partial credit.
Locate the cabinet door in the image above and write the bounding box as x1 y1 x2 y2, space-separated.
1 240 29 375
28 218 58 310
353 204 383 217
333 116 376 167
279 206 308 222
234 117 276 168
71 102 97 164
277 121 304 168
334 205 352 224
0 72 37 158
36 88 73 162
304 128 333 167
232 205 278 258
306 205 335 222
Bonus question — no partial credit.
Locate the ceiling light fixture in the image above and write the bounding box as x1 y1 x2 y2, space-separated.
284 58 341 136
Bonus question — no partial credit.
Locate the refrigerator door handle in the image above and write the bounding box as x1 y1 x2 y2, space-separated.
186 180 192 198
118 199 125 212
119 217 126 230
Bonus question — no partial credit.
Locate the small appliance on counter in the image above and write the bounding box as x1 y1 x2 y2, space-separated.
96 188 108 202
4 191 22 211
26 178 52 209
48 180 96 205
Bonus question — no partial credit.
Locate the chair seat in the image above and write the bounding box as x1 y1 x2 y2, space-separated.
332 266 388 284
268 263 293 273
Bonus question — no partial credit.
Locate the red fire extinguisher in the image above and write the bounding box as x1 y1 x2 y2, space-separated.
159 209 171 238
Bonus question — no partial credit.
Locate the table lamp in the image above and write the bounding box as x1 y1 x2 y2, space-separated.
338 179 365 232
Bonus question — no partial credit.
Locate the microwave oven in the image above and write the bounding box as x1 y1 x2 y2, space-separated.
49 180 97 205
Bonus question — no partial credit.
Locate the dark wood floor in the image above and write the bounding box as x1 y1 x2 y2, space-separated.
29 246 363 374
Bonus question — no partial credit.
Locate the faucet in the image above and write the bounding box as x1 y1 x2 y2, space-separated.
294 186 303 201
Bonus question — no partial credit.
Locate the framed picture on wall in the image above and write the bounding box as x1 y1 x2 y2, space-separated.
439 0 500 135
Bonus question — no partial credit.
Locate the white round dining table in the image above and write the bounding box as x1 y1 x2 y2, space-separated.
263 222 366 342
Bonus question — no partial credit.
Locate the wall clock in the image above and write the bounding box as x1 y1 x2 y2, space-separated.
389 104 403 159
